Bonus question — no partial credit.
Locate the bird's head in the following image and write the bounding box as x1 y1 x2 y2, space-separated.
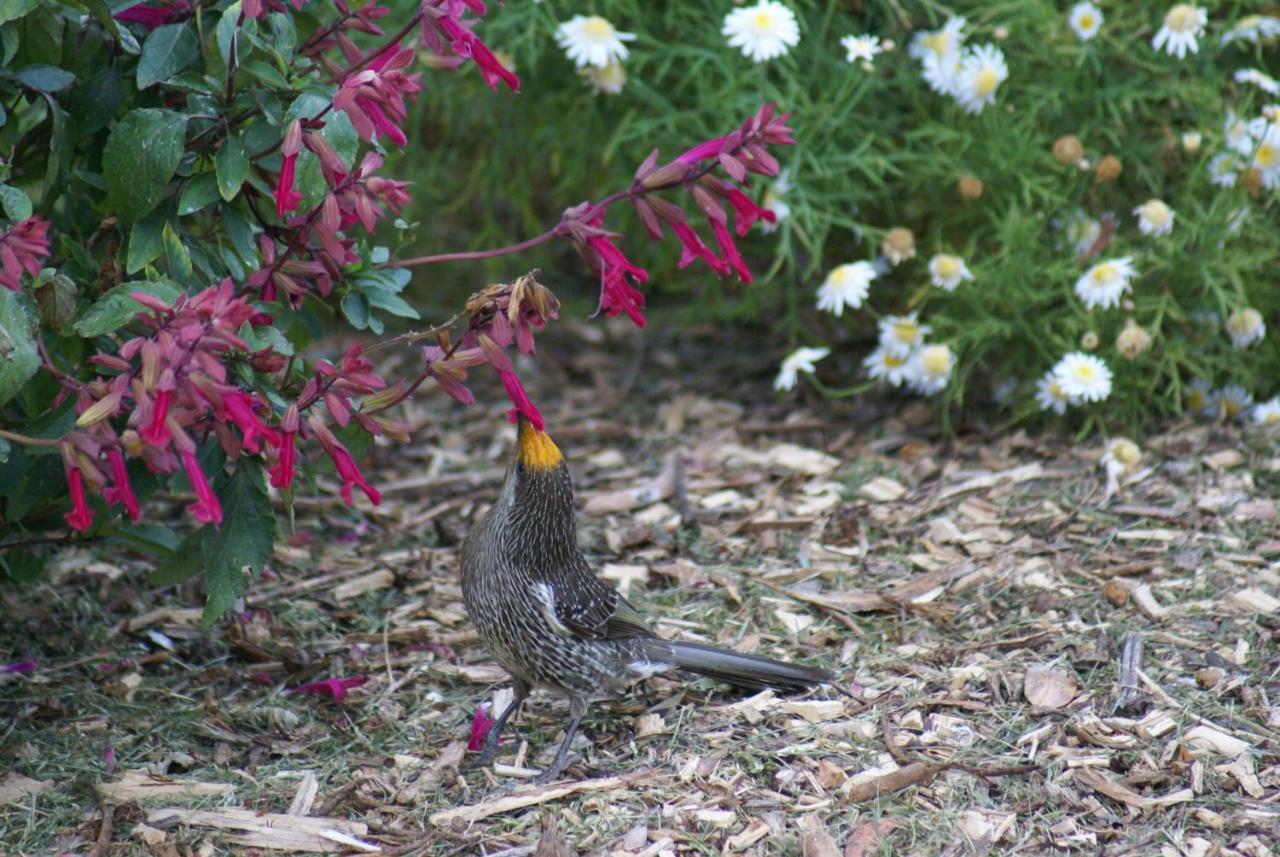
495 417 576 556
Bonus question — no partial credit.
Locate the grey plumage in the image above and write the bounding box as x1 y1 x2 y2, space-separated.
460 420 832 781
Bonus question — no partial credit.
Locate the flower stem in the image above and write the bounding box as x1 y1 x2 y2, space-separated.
0 428 61 447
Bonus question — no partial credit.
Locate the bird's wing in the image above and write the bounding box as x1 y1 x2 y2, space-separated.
530 554 652 641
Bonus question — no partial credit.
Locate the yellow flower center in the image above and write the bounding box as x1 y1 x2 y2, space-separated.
1165 4 1198 33
973 68 999 97
1049 381 1067 400
1078 13 1096 29
752 11 776 32
1256 143 1278 170
1224 398 1243 417
892 320 920 343
1264 410 1280 424
1074 364 1096 381
1141 201 1170 225
935 256 959 278
921 347 951 375
1187 389 1205 411
581 16 614 40
1091 263 1115 283
922 31 951 57
884 353 907 368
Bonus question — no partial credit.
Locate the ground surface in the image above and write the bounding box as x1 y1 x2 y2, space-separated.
3 326 1280 856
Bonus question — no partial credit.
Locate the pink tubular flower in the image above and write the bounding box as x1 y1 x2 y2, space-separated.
269 405 299 490
221 391 282 454
585 232 649 328
424 4 520 92
725 188 776 237
676 134 730 166
477 334 544 430
710 219 752 284
113 1 190 29
180 449 223 526
311 418 381 507
333 46 421 147
275 121 304 217
0 217 51 292
141 387 173 447
468 704 496 751
103 447 141 523
63 466 95 533
671 220 728 274
293 675 368 702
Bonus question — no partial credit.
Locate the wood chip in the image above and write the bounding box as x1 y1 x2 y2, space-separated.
724 818 769 851
146 807 373 853
0 773 52 805
330 569 394 602
100 771 235 802
1023 665 1078 710
1228 588 1280 613
797 814 840 857
1183 725 1249 758
858 476 907 502
1074 768 1193 811
428 774 641 826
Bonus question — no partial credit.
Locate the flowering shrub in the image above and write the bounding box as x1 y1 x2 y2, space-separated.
406 2 1280 434
0 1 789 615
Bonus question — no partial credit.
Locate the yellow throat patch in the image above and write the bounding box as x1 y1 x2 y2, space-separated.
517 423 562 470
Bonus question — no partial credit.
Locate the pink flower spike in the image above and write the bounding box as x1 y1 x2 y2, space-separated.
677 134 730 166
141 388 173 446
64 466 95 533
599 270 647 328
726 188 776 237
0 217 52 292
711 219 753 284
671 221 729 274
180 449 223 526
327 440 382 507
275 153 302 217
293 675 369 702
103 447 141 523
467 36 520 92
270 429 296 490
468 704 496 751
222 392 282 454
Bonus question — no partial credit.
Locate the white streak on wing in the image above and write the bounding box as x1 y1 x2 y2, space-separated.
532 581 572 636
627 660 674 678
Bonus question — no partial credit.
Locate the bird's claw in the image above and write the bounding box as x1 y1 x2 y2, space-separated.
531 752 583 785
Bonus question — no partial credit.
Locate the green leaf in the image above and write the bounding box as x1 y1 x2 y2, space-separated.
243 59 289 89
200 460 274 626
66 64 123 140
0 288 38 408
214 137 249 201
103 108 187 226
178 172 220 215
33 271 76 332
163 221 192 283
0 182 31 220
215 2 247 67
340 290 369 329
0 0 40 27
74 279 181 337
149 528 204 585
364 289 420 320
13 63 72 92
136 22 196 89
126 206 167 273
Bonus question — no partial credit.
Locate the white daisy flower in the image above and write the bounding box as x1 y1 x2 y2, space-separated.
878 312 931 358
1059 210 1102 256
815 261 877 316
841 34 882 65
1036 370 1076 414
1186 378 1213 416
907 344 954 395
1215 385 1253 419
928 254 974 291
722 1 800 63
1133 199 1175 236
759 168 791 234
1208 152 1240 187
583 61 626 94
1249 122 1280 187
1152 4 1207 59
955 44 1008 114
1053 352 1113 402
1101 436 1141 498
1224 112 1254 155
863 346 912 387
1035 374 1073 414
1075 257 1137 310
909 17 966 61
555 15 636 69
922 51 964 96
1221 15 1280 46
1224 307 1266 349
1069 2 1104 41
1251 396 1280 425
775 346 829 391
1235 68 1280 95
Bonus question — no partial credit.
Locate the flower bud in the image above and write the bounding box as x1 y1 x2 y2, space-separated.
1095 155 1122 182
1081 331 1099 350
882 227 916 265
1052 135 1084 165
1181 131 1201 154
1115 319 1153 359
76 393 122 428
958 175 984 200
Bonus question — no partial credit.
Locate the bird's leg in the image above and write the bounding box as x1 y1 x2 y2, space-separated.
533 696 587 784
472 678 529 769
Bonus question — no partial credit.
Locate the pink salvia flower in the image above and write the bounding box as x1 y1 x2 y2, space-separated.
103 447 141 523
180 449 223 526
141 387 173 447
585 233 649 327
710 219 753 284
725 188 776 237
293 675 369 702
311 419 381 506
478 334 545 430
221 391 282 454
269 404 299 490
63 466 95 533
468 704 496 751
676 135 729 166
0 217 51 292
113 1 190 29
671 221 729 274
429 10 519 92
275 121 304 217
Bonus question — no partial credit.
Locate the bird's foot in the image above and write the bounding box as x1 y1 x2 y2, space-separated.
531 752 583 785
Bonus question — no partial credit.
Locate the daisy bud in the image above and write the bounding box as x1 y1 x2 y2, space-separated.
1095 154 1122 182
882 227 916 265
1115 319 1153 359
1052 135 1084 166
880 39 896 51
993 26 1009 40
1181 131 1202 153
1081 331 1099 350
958 175 984 200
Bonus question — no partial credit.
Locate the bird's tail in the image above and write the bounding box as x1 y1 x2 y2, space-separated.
647 639 831 692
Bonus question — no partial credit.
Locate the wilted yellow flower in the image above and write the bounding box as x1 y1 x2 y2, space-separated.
1115 319 1153 359
958 175 984 200
1096 154 1122 182
1053 135 1084 165
882 227 916 265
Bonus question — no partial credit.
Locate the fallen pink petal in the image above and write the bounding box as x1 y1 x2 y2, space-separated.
468 703 496 751
293 675 369 702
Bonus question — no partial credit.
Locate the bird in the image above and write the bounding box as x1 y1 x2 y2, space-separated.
460 417 834 782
